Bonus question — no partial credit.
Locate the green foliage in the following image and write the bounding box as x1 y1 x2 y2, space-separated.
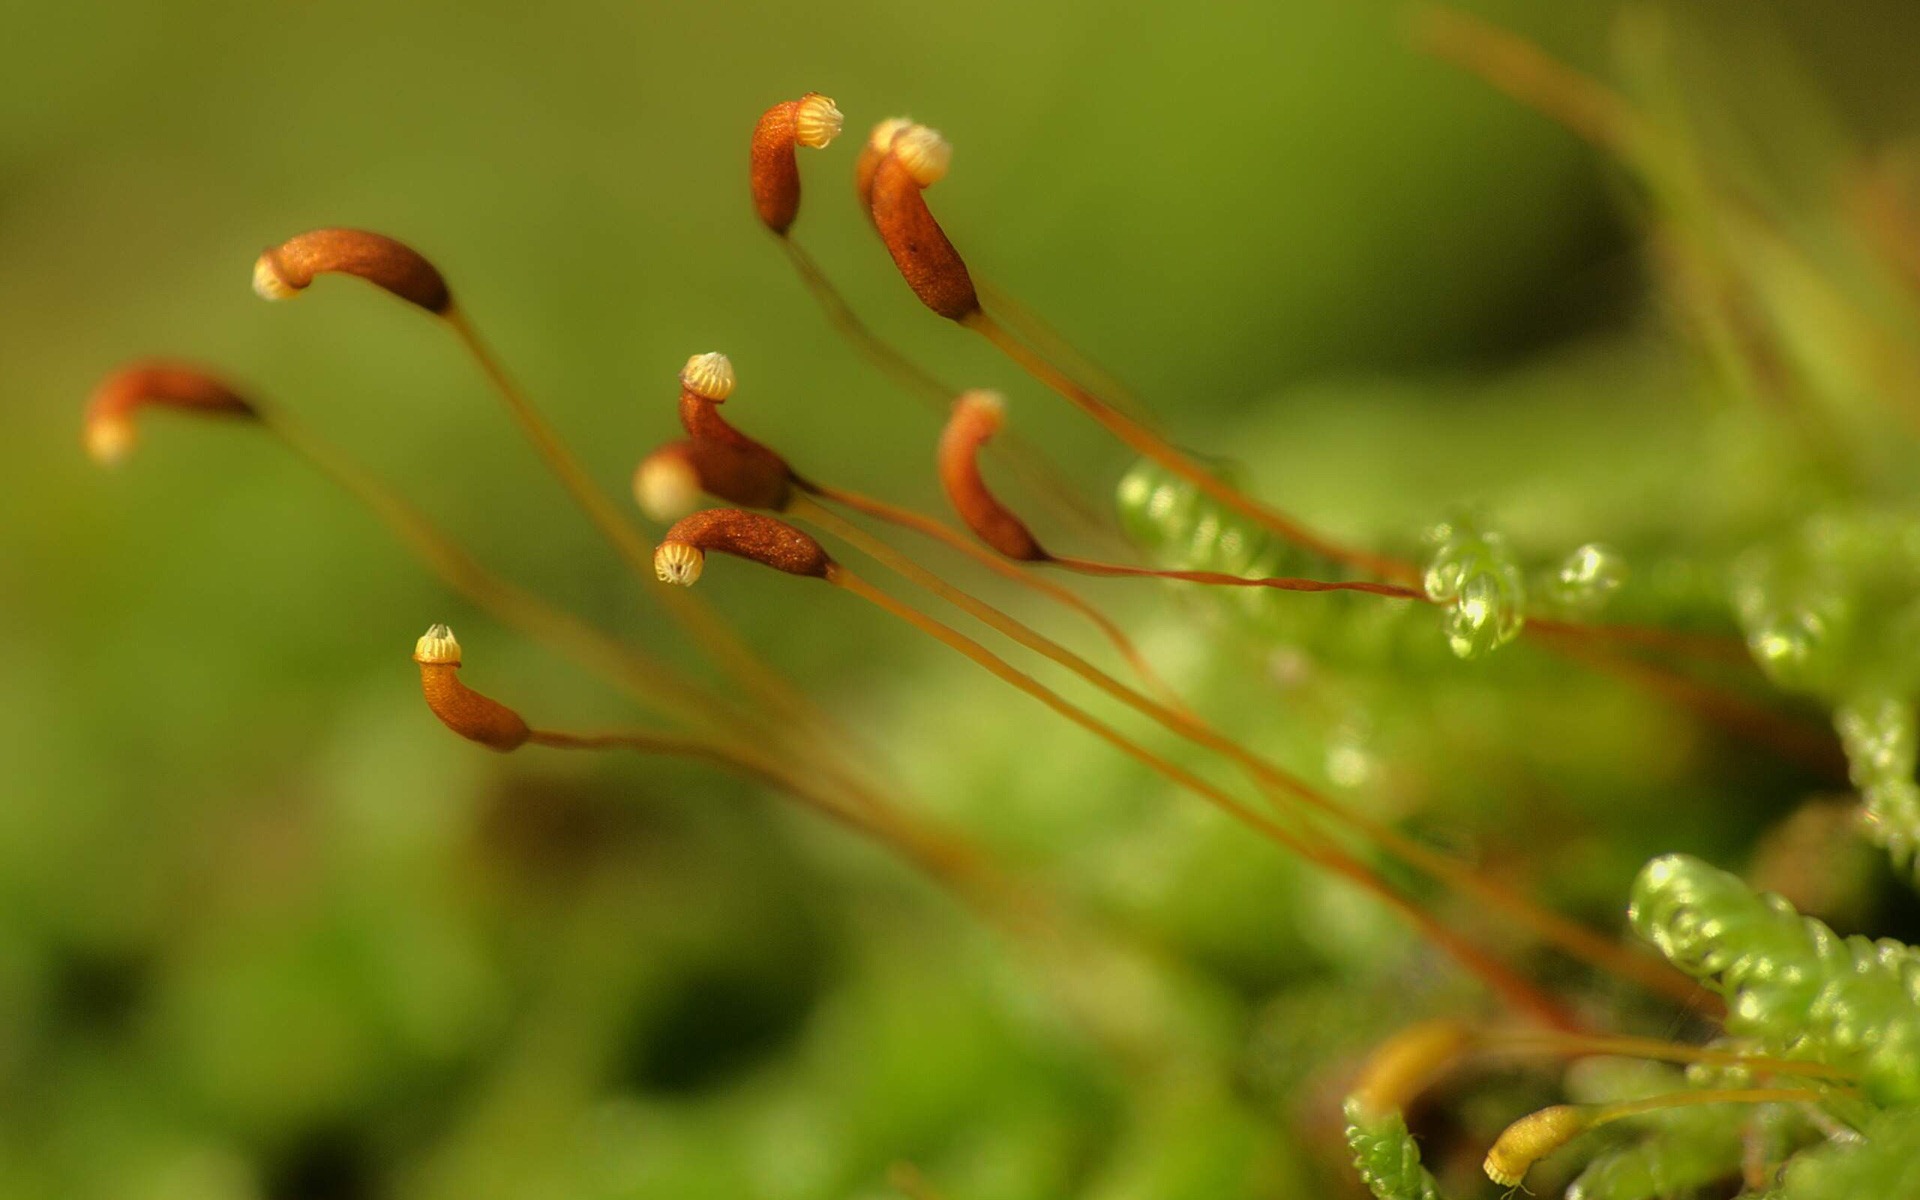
1342 1099 1448 1200
1564 1101 1747 1200
1630 854 1920 1105
17 0 1920 1195
1114 457 1349 627
1730 511 1920 703
1113 456 1442 672
1835 694 1920 876
1769 1108 1920 1200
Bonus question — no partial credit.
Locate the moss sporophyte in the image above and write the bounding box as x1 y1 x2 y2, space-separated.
88 8 1920 1195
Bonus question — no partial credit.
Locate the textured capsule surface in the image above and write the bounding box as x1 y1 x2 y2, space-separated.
937 390 1047 561
680 352 736 401
654 541 706 586
856 117 914 216
254 228 453 313
869 125 978 321
1484 1105 1588 1187
893 124 952 185
413 622 463 665
792 93 844 149
750 94 839 235
662 509 832 579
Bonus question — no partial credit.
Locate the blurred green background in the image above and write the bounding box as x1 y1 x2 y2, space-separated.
7 0 1920 1197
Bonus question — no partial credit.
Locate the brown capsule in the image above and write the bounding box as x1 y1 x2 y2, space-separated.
686 438 794 511
254 228 452 314
673 353 795 510
655 508 833 584
676 352 752 444
639 437 792 514
854 117 913 225
869 124 979 321
750 93 845 236
82 361 257 466
412 624 531 751
937 390 1047 561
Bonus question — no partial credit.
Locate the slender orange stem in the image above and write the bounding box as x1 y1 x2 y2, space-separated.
801 497 1699 1009
975 277 1159 426
780 238 1112 539
526 727 1017 923
966 309 1421 584
1051 554 1428 599
264 410 739 731
828 564 1579 1030
1410 5 1638 154
440 308 897 795
1532 628 1845 777
794 485 1187 711
263 409 923 847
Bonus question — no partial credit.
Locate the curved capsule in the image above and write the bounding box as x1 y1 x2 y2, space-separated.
855 117 914 222
937 390 1047 561
657 508 833 582
1483 1105 1590 1188
254 228 452 314
83 361 257 465
869 124 979 321
411 624 531 751
749 93 844 235
672 353 794 510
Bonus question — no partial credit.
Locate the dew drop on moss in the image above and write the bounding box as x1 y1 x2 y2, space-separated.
1547 542 1627 615
1424 520 1526 660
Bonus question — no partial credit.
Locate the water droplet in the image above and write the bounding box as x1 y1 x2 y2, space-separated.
1731 533 1859 698
1424 520 1526 660
1547 543 1627 615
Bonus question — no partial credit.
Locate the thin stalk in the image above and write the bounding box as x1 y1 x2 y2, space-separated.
793 485 1187 710
1489 1031 1860 1083
526 727 1001 908
524 721 1222 1069
442 311 830 733
827 564 1579 1030
264 409 909 823
1533 628 1846 778
1049 553 1427 599
265 409 735 732
965 309 1422 584
1410 5 1638 154
801 497 1701 1009
780 238 1112 540
1593 1088 1839 1124
440 308 899 800
975 277 1158 426
781 238 949 410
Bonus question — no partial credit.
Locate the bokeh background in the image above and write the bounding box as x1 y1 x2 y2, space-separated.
7 1 1920 1197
